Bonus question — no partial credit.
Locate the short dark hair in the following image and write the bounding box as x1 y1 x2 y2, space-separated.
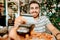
29 1 40 7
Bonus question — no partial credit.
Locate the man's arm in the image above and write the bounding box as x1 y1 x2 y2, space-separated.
46 23 60 40
9 16 23 40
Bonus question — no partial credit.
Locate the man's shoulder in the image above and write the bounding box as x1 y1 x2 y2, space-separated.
40 16 48 20
40 16 51 25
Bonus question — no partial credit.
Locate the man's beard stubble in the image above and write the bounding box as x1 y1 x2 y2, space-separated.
31 11 39 18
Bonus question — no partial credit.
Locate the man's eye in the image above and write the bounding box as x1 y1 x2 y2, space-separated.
30 7 34 9
35 7 39 9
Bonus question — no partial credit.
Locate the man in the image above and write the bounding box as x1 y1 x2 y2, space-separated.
0 3 6 26
0 3 8 40
9 1 60 40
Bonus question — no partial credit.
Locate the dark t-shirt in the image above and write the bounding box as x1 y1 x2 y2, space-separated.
0 15 6 26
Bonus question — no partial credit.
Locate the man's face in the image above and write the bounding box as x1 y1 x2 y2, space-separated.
0 4 4 12
29 3 40 18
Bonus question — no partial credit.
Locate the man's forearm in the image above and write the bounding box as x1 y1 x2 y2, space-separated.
47 23 60 40
51 27 60 36
47 23 60 36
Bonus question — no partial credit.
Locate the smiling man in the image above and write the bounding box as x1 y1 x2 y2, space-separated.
9 1 60 40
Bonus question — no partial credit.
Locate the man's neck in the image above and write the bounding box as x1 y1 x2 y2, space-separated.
34 17 39 20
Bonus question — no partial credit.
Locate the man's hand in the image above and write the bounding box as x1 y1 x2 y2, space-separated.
14 17 22 27
9 26 20 40
9 16 26 40
14 16 26 28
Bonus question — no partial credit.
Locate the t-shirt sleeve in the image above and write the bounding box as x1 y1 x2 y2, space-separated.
43 16 51 25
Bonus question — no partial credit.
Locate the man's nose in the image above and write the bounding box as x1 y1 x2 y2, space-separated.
33 9 36 12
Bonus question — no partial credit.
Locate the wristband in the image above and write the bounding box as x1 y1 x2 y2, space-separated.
56 33 60 36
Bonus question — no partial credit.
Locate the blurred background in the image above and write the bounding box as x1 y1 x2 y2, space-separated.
8 0 18 26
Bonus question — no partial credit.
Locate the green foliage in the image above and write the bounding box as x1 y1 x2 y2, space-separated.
49 13 60 30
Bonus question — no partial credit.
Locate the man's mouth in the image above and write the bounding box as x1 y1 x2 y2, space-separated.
32 12 38 13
